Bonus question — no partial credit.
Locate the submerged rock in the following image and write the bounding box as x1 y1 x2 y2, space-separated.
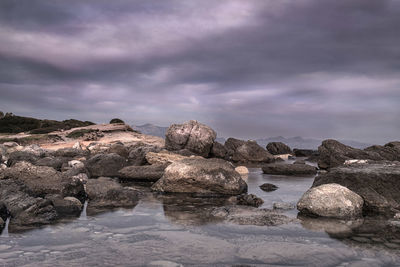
151 158 247 196
46 195 83 217
313 161 400 216
234 194 264 207
118 164 168 181
259 183 279 192
266 142 292 155
85 153 127 177
262 163 317 175
165 120 216 157
297 183 364 219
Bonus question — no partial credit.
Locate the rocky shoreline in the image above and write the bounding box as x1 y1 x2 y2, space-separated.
1 119 400 236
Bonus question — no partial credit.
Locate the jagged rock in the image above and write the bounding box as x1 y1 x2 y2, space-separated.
317 139 383 169
262 163 317 175
225 138 274 164
211 206 295 226
128 143 163 165
259 183 279 192
85 153 127 178
86 177 139 211
118 164 168 181
210 141 227 159
46 195 83 216
151 158 247 196
297 183 364 219
7 150 39 166
293 149 318 157
1 161 85 201
312 161 400 216
235 194 264 207
145 150 201 165
364 141 400 161
266 142 292 155
165 120 216 157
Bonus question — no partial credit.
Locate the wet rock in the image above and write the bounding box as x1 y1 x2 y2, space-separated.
1 161 85 201
262 163 317 175
145 150 201 165
0 179 58 231
298 215 364 236
118 164 168 181
317 139 382 169
235 194 264 207
210 141 228 159
86 177 139 211
259 183 279 192
297 183 364 219
127 143 162 166
85 153 127 178
165 120 216 157
152 158 247 196
266 142 292 155
46 195 83 217
225 138 274 164
313 161 400 216
211 206 295 226
273 202 295 210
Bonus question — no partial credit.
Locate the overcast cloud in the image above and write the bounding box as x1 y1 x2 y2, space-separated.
0 0 399 143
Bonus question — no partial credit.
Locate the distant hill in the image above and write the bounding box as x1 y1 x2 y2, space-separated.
132 123 168 138
256 136 372 150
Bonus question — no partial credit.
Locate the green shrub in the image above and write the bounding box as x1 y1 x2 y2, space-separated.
110 118 125 124
66 129 97 139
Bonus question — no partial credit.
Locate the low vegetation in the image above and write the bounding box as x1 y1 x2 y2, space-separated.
110 118 125 124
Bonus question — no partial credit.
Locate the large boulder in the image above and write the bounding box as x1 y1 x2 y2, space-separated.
108 143 129 158
7 150 40 166
266 142 292 155
85 153 127 177
312 161 400 216
317 139 382 169
128 143 162 165
0 161 85 201
297 183 364 219
364 141 400 161
151 158 247 196
210 141 228 159
165 120 216 157
145 150 201 165
86 177 139 212
118 164 168 181
262 163 317 176
225 138 274 164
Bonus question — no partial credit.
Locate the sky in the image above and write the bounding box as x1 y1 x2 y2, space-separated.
0 0 399 144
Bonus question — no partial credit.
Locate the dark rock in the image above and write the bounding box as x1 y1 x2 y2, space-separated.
7 151 39 166
127 143 162 166
50 148 88 158
262 163 317 175
318 139 382 169
211 206 295 226
86 177 139 212
266 142 292 155
364 141 400 161
293 159 306 165
35 156 70 171
235 194 264 207
85 153 127 177
225 138 274 164
210 141 228 159
312 161 400 216
1 161 86 201
118 164 168 181
0 179 58 231
259 183 279 192
165 120 216 157
0 202 7 221
108 143 129 158
293 149 318 157
46 195 83 217
151 158 247 196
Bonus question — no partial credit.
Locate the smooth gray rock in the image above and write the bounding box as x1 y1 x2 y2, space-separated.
85 153 127 177
118 164 168 181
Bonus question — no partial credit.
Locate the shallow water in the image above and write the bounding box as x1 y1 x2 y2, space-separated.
1 167 400 266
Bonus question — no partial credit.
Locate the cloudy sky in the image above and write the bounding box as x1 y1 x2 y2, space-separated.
0 0 399 143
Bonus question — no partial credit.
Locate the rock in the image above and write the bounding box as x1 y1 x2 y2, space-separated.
225 138 274 164
85 153 127 178
86 177 139 211
297 183 364 219
108 143 129 158
298 215 364 236
235 194 264 207
262 163 317 175
0 202 7 221
266 142 292 155
312 161 400 215
293 149 318 157
364 141 400 161
35 156 70 171
259 183 279 192
2 142 19 148
118 164 168 181
51 148 88 158
235 166 249 175
165 120 216 157
145 150 201 165
273 202 295 210
211 206 295 226
46 195 83 216
20 144 47 157
7 150 39 166
1 161 86 201
210 141 227 159
128 143 162 165
151 158 247 196
0 179 58 231
293 159 306 164
317 139 383 169
68 160 84 169
72 142 82 150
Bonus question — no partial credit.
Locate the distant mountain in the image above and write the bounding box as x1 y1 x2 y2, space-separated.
132 123 168 138
255 136 372 150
